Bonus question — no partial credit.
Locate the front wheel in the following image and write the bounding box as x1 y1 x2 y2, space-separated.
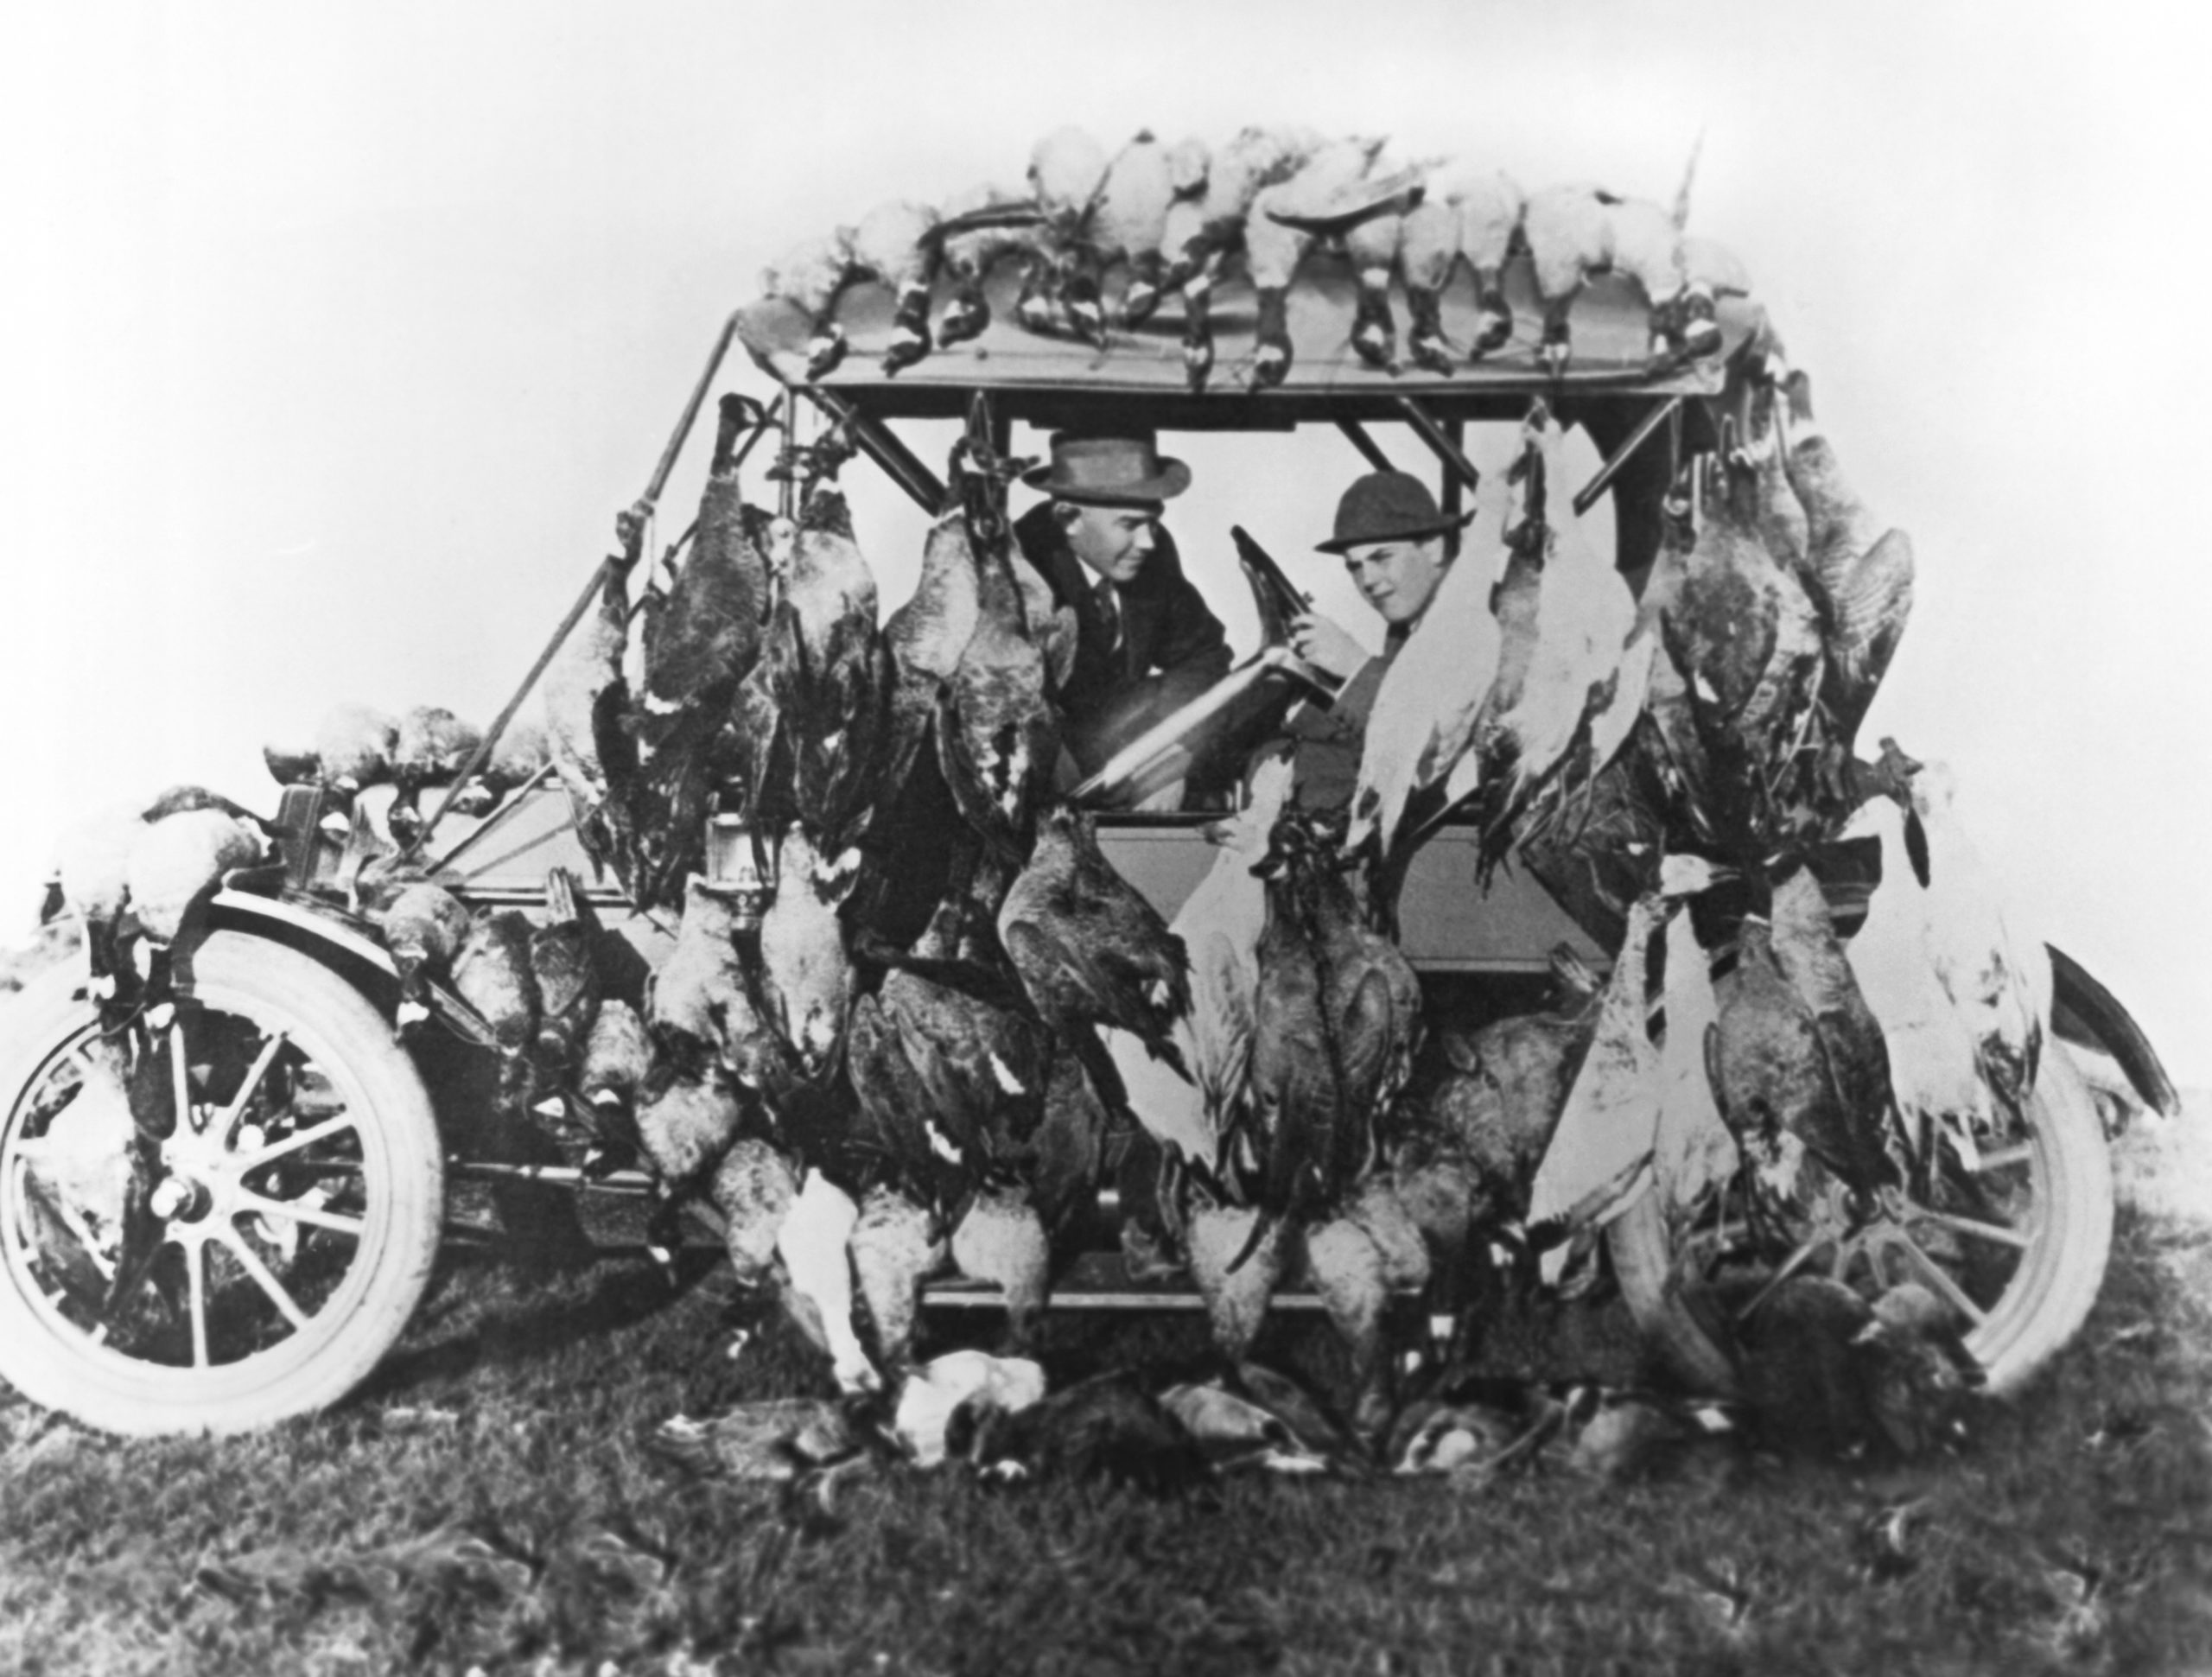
0 931 444 1435
1611 1044 2112 1398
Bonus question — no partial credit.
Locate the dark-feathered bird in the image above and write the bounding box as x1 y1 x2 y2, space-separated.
752 490 891 854
937 532 1057 862
960 1369 1211 1496
529 866 601 1078
1707 914 1848 1202
452 909 543 1110
637 1069 747 1188
648 877 766 1083
710 1133 801 1288
1769 863 1900 1194
847 1182 944 1377
579 998 654 1146
1738 1274 1980 1460
450 716 550 816
999 805 1189 1048
648 1396 863 1483
378 880 472 1030
877 511 983 802
759 825 860 1081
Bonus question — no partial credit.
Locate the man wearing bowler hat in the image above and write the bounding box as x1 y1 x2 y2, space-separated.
1013 430 1233 786
1272 468 1477 808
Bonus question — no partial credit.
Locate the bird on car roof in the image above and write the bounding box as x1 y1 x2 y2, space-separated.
1522 182 1614 376
760 228 860 381
1242 137 1389 388
385 706 481 846
1338 154 1427 372
313 702 399 794
935 181 1042 347
849 198 944 374
1020 126 1111 340
1160 124 1323 391
1087 130 1178 334
450 715 550 816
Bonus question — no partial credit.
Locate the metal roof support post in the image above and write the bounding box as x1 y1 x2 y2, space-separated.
1393 397 1483 495
1334 419 1395 474
1440 416 1465 558
800 387 948 512
1573 396 1684 518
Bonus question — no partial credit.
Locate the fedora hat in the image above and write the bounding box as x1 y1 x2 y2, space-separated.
1314 471 1476 555
1021 430 1192 506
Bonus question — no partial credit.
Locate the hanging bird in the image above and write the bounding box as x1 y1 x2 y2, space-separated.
452 909 543 1111
1109 751 1298 1174
543 543 642 885
1161 124 1323 391
1469 408 1641 871
1527 895 1665 1274
529 866 601 1077
637 1068 747 1197
1185 1197 1290 1363
1243 137 1389 388
386 706 482 844
1907 759 2050 1123
758 824 861 1081
1020 126 1111 340
1522 183 1614 376
1345 467 1510 865
124 807 268 945
709 1133 799 1291
313 702 398 793
778 1167 877 1393
378 880 473 1032
1650 856 1739 1226
753 489 890 852
849 199 943 374
1770 861 1901 1194
1089 130 1178 333
950 1185 1054 1349
1303 1214 1399 1439
879 510 983 800
1837 796 1998 1158
647 877 757 1080
936 181 1043 347
1707 913 1848 1205
53 802 144 1002
760 228 860 380
999 805 1190 1049
1777 372 1916 760
579 998 654 1137
935 527 1058 863
848 1183 945 1378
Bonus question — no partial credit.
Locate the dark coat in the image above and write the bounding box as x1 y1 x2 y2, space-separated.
1014 502 1233 774
1275 626 1408 810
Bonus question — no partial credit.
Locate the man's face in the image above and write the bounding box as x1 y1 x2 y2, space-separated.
1341 536 1450 627
1064 502 1160 585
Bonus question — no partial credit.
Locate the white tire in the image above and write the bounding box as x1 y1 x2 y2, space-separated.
0 932 444 1434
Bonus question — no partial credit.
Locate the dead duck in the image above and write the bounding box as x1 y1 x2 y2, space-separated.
639 393 769 724
1707 912 1848 1207
452 909 543 1110
1522 183 1613 375
847 1182 946 1378
709 1131 799 1291
386 706 482 844
1650 856 1740 1224
760 228 860 380
528 866 601 1078
1777 371 1916 759
879 510 983 797
1439 166 1524 365
1087 130 1178 335
1161 124 1322 391
935 181 1042 346
378 880 472 1032
756 489 891 854
999 805 1189 1049
648 1394 863 1483
758 824 861 1081
777 1166 877 1393
543 539 642 884
1738 1275 1980 1460
647 877 763 1081
1769 861 1901 1195
1020 126 1111 340
959 1369 1211 1496
450 716 550 817
849 198 943 374
312 702 399 793
1242 137 1389 388
935 532 1056 862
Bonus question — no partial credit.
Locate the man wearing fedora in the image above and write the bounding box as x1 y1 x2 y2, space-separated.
1013 430 1233 788
1274 468 1476 807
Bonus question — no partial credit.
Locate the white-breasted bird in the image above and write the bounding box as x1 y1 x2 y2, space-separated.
758 825 861 1081
1243 137 1388 389
124 808 268 943
1522 182 1614 375
760 228 861 381
936 181 1041 347
849 198 943 375
1839 796 1999 1157
1651 856 1739 1225
777 1167 875 1394
1090 130 1179 329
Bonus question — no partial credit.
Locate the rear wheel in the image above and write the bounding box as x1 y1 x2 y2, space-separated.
1612 1044 2112 1397
0 932 443 1435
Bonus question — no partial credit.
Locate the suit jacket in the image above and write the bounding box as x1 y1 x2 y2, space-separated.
1275 626 1409 810
1014 502 1233 772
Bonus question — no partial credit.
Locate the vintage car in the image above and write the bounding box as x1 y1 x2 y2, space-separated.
0 222 2177 1435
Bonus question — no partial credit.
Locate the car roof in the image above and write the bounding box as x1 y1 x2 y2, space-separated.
737 252 1766 429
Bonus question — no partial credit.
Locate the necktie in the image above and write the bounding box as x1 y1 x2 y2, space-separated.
1094 577 1122 655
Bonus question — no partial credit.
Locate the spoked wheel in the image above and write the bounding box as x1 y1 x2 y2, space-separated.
0 932 443 1435
1612 1045 2112 1397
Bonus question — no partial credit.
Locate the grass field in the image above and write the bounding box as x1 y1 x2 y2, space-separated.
1 1096 2209 1676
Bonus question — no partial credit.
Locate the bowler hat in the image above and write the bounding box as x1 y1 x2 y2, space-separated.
1021 430 1192 506
1314 471 1476 555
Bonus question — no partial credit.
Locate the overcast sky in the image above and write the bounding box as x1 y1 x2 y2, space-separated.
4 1 2209 1085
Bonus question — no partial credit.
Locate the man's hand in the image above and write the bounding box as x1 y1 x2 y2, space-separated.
1288 613 1369 683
